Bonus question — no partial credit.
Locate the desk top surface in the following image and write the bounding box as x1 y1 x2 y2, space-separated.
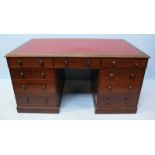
6 39 149 58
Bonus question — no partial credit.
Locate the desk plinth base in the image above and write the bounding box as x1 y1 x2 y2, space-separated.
95 106 137 114
17 106 59 113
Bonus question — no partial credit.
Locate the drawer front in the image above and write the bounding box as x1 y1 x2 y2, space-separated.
7 58 54 68
10 68 55 80
97 94 138 107
98 81 141 95
16 94 58 107
54 58 101 68
102 59 147 69
13 80 56 94
99 69 145 82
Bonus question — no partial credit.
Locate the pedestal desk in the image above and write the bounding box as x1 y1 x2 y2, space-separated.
5 39 149 114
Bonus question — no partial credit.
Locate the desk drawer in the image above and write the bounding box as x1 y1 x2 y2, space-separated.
7 58 54 68
13 80 56 94
98 81 141 95
99 69 145 82
97 94 138 107
10 68 55 80
54 58 100 68
16 94 58 107
102 59 147 69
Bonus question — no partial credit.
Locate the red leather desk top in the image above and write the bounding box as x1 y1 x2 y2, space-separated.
6 39 149 58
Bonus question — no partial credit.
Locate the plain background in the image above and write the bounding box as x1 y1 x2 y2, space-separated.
0 1 155 155
1 34 155 80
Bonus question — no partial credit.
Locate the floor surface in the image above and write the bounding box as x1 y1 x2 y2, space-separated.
0 79 155 120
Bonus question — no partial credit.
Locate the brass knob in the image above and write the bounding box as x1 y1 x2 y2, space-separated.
112 60 116 67
41 73 46 79
43 98 48 104
64 59 68 65
24 97 30 103
19 72 24 78
17 60 22 66
107 85 112 90
130 73 135 79
106 98 111 103
39 60 44 66
21 84 27 90
42 85 47 90
109 73 114 79
125 98 129 104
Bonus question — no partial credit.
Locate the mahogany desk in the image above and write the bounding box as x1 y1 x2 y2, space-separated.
5 39 149 114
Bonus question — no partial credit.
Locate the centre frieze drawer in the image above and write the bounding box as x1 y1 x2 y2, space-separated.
54 58 101 68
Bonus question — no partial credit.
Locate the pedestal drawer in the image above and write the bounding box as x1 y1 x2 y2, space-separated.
97 94 138 107
99 69 145 82
13 80 56 94
98 80 141 95
16 94 58 107
10 68 56 80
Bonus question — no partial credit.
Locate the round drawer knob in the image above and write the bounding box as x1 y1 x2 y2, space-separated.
133 62 138 68
42 85 47 90
112 60 116 67
17 60 22 66
109 73 114 79
24 97 30 103
128 85 132 89
39 60 44 66
130 73 135 79
125 98 129 104
21 84 27 90
19 72 24 78
41 73 46 79
43 98 48 104
106 98 111 103
64 59 68 65
86 60 91 66
107 85 112 90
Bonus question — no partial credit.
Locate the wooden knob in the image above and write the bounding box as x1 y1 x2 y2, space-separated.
19 72 24 78
41 73 46 79
133 62 138 68
130 73 135 79
24 97 30 103
106 98 111 103
86 60 91 66
43 98 48 104
17 60 22 66
112 60 116 67
39 60 44 66
21 84 27 90
128 85 132 89
42 85 47 90
125 98 129 104
109 73 114 79
107 85 112 90
64 59 68 65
